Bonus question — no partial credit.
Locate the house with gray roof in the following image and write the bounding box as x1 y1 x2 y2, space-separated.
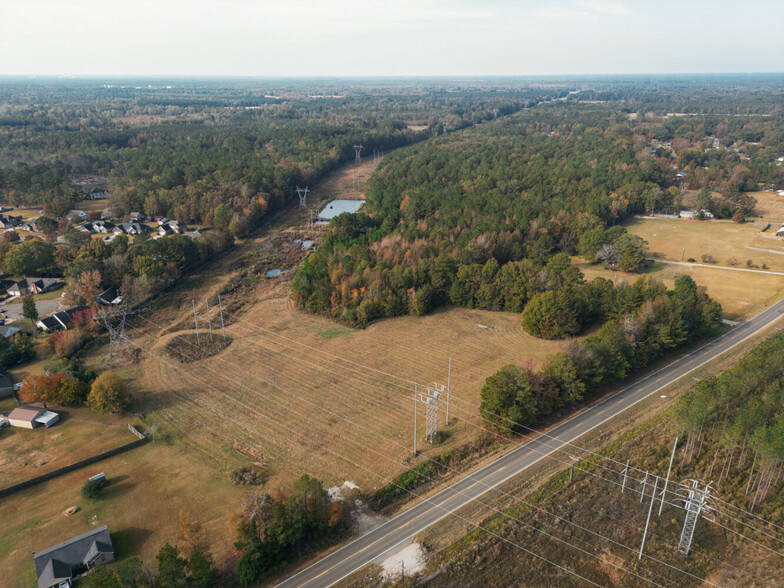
33 525 114 588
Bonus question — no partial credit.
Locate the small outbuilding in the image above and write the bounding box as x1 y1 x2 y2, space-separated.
7 406 59 429
8 406 44 429
35 410 60 428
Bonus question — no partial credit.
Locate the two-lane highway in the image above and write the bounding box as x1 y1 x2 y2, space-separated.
277 297 784 588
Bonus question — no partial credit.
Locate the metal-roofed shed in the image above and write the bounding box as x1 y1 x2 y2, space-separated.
34 410 60 428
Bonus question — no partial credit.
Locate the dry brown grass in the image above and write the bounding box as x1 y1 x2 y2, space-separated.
749 190 784 221
0 442 243 587
0 409 134 488
133 284 571 494
618 217 784 320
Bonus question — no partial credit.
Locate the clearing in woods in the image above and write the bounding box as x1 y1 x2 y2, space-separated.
104 153 573 493
134 284 570 492
605 217 784 320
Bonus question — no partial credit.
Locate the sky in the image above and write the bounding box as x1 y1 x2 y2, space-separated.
1 0 782 76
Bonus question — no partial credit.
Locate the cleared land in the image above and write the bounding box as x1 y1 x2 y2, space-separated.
749 190 784 221
616 217 784 320
0 409 134 488
0 442 242 587
135 287 571 492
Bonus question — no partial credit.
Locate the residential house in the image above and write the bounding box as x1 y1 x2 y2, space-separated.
33 525 114 588
77 220 115 235
66 210 87 222
36 306 88 332
85 188 109 200
156 220 187 237
20 219 39 232
129 212 147 222
97 285 122 306
184 228 207 240
0 278 16 296
0 213 22 229
0 325 22 339
7 277 63 298
0 372 13 398
113 222 150 236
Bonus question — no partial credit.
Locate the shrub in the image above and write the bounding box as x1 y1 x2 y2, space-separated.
81 478 105 500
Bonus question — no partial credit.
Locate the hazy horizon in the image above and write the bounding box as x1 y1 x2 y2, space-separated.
2 0 782 77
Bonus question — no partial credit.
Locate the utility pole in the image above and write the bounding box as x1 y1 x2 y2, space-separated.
640 471 648 503
659 436 678 516
192 300 200 345
639 475 659 559
621 459 630 493
296 186 309 209
446 357 452 426
676 479 717 555
413 383 418 455
353 144 363 164
205 299 214 342
218 294 226 341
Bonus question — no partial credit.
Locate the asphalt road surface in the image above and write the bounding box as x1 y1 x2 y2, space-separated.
277 297 784 588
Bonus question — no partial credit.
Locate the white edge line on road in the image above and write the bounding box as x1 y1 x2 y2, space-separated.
279 301 784 588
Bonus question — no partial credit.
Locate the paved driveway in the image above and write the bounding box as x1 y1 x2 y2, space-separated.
1 299 63 323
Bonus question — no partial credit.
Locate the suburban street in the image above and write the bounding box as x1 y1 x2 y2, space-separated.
277 297 784 588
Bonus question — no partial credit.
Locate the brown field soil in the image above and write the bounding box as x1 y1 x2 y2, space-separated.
618 217 784 320
748 190 784 221
0 408 135 488
134 286 573 493
0 442 243 587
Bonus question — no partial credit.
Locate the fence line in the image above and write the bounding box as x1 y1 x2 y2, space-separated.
0 437 149 500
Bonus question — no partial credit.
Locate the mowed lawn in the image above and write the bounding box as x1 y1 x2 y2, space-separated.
0 442 243 587
134 290 573 493
585 217 784 320
0 410 135 488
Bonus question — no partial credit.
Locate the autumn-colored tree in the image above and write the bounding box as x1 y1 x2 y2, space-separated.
87 371 131 413
77 269 103 309
176 509 209 558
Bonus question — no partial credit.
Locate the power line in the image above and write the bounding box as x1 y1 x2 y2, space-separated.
127 314 728 586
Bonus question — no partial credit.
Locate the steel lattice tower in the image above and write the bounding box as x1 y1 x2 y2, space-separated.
676 479 717 555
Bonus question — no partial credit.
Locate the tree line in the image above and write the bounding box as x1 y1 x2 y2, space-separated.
481 275 721 432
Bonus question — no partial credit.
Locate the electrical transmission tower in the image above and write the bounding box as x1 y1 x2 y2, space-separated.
295 186 309 209
98 309 134 366
675 479 718 555
353 144 363 164
419 384 444 443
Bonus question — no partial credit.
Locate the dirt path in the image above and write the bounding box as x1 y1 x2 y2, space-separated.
658 258 784 276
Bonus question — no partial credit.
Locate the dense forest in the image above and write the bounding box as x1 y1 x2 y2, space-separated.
292 84 784 329
0 79 552 226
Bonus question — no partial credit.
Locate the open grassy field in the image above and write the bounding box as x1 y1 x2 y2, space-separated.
132 284 572 493
0 441 243 587
748 190 784 222
618 217 784 320
0 408 135 488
